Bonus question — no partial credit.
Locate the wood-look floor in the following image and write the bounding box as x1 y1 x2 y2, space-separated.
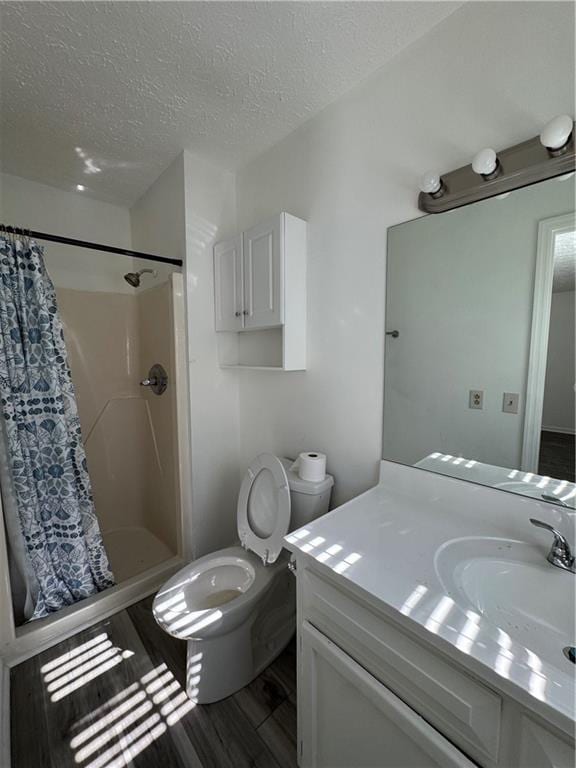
539 430 575 483
11 596 297 768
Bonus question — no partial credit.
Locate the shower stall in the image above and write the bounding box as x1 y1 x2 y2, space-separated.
0 236 188 661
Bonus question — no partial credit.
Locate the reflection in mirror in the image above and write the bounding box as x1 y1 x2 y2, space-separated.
536 222 575 483
383 175 575 508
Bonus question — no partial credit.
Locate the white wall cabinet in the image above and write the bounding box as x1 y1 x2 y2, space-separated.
213 213 306 370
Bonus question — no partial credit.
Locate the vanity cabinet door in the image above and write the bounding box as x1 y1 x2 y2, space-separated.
300 622 476 768
214 235 243 331
517 717 574 768
242 215 283 329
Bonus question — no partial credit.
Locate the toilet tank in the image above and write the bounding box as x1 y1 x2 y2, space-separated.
279 458 334 531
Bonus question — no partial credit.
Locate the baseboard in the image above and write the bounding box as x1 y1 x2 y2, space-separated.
0 659 10 768
541 425 575 435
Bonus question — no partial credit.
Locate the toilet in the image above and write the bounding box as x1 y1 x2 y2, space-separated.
153 454 333 703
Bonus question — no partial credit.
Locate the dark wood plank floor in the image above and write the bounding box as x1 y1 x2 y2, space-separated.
11 596 297 768
539 430 575 483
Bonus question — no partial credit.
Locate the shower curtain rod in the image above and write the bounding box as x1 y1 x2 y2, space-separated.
0 225 183 267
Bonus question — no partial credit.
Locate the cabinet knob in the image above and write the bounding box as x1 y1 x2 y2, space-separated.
235 311 242 317
243 310 249 316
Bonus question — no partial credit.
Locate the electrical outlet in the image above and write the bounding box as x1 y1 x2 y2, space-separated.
502 392 519 414
469 389 484 410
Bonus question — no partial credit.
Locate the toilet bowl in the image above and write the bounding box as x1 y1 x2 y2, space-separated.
153 453 333 703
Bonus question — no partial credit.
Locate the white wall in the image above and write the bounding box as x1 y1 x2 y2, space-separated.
183 151 241 557
0 172 133 292
542 290 575 433
130 156 186 285
234 1 575 507
132 151 242 558
383 178 574 469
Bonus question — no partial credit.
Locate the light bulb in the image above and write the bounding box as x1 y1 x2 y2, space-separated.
540 114 573 151
76 184 85 191
472 148 498 177
419 171 442 195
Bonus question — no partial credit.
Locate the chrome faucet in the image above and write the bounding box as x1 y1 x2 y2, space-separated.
530 519 575 574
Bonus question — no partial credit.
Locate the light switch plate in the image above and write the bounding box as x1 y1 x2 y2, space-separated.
469 389 484 410
503 392 519 414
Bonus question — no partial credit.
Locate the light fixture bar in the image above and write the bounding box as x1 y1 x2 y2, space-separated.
418 120 575 214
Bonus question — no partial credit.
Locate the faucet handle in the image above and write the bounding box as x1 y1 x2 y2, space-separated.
530 518 564 537
530 519 575 573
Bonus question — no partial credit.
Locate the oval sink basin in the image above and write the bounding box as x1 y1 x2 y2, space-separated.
435 537 575 663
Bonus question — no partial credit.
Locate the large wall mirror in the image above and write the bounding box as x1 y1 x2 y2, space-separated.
383 175 575 509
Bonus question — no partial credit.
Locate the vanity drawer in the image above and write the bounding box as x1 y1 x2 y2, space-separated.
301 567 502 766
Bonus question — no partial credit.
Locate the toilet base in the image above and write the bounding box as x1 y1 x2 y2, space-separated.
186 566 295 704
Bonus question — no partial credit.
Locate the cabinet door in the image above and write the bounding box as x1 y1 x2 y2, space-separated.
300 622 476 768
214 235 243 331
243 215 283 328
517 717 574 768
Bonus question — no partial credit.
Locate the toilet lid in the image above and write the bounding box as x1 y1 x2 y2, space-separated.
237 453 291 564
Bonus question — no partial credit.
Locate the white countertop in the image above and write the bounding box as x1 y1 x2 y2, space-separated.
285 461 575 734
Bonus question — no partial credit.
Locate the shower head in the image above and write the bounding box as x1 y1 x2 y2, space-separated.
123 268 157 287
124 272 140 287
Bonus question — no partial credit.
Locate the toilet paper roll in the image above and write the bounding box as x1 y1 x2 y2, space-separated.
291 452 327 482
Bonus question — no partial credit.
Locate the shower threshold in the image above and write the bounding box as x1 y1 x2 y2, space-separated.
8 551 183 667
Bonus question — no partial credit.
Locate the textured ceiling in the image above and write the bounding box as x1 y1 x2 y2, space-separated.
0 1 462 205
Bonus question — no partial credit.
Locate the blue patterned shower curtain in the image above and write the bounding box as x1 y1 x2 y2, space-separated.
0 235 114 620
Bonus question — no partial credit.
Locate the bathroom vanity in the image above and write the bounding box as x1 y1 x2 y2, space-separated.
285 462 575 768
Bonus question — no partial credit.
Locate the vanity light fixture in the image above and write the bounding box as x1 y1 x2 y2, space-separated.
471 148 500 179
418 114 575 213
419 171 444 198
539 114 573 155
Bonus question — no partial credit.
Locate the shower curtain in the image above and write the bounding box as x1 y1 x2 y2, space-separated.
0 235 114 620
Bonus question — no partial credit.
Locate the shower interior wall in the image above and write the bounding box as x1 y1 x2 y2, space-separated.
56 279 181 585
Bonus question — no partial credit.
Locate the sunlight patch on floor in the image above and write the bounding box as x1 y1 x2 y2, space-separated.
36 633 203 768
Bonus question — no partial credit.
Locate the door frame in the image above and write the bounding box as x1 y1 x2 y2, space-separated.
521 212 575 472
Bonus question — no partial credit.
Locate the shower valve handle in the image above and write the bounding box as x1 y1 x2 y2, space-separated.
139 363 168 396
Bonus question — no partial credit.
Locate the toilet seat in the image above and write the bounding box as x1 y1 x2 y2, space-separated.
237 453 291 564
153 546 277 640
